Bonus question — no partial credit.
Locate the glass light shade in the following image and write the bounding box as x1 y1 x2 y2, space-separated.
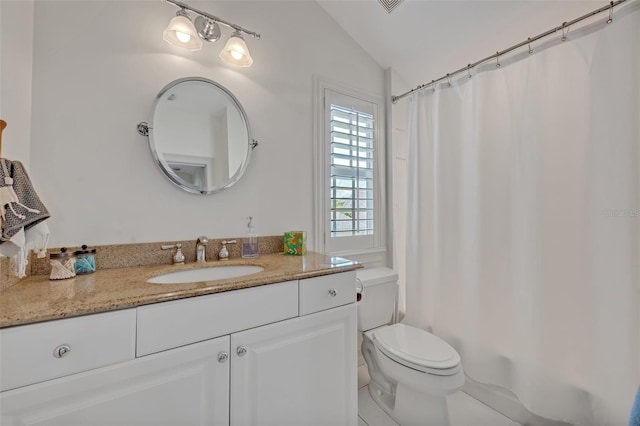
219 32 253 67
163 13 203 51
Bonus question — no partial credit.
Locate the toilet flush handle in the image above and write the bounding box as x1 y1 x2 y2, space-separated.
356 278 364 302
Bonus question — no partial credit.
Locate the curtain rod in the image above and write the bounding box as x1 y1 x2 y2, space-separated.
391 0 627 103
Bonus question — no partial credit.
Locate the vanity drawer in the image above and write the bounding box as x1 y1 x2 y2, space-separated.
299 271 356 316
136 280 299 356
0 309 136 391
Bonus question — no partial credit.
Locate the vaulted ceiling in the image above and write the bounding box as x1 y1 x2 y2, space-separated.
316 1 603 94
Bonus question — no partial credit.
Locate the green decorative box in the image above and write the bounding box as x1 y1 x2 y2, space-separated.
284 231 307 255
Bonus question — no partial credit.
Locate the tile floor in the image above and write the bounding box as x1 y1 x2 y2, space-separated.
357 365 522 426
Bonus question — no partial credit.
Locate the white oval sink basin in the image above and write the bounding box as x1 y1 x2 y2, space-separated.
148 265 264 284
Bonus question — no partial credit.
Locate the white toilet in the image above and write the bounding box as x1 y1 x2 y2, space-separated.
357 267 465 426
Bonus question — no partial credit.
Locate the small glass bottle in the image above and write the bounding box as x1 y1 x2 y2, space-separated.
241 216 259 258
73 244 96 275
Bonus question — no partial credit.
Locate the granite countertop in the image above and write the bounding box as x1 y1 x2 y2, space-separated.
0 252 361 328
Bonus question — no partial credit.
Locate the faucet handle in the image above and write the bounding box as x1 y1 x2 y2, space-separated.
197 236 209 246
218 240 237 260
161 243 186 265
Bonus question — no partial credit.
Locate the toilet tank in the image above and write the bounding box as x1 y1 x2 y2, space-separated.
356 267 398 332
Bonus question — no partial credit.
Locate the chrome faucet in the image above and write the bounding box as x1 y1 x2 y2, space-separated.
218 240 237 260
161 243 185 265
196 236 209 262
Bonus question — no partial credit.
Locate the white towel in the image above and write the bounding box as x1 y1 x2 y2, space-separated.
0 228 25 258
26 221 50 259
0 221 49 278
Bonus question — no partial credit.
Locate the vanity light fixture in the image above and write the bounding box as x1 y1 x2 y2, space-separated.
163 0 260 67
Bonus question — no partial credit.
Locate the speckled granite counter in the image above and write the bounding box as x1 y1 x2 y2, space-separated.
0 253 361 328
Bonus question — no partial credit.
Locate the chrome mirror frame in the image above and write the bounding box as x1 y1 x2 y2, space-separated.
137 77 258 195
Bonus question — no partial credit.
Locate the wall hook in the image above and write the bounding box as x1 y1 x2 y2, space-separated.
0 119 6 157
561 22 569 42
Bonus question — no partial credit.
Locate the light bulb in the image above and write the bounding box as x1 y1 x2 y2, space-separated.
219 31 253 67
175 31 191 43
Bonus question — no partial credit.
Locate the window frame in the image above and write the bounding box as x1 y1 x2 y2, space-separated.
313 77 386 262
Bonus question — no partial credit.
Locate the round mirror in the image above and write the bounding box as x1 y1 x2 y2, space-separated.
146 77 254 194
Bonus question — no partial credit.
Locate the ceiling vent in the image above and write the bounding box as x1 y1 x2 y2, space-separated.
378 0 403 13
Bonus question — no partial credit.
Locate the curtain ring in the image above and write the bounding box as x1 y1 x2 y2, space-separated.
496 52 501 68
561 22 569 42
607 1 613 24
528 37 534 54
467 64 472 79
431 80 436 93
447 73 452 87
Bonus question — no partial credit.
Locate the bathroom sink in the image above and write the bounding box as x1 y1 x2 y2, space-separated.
148 265 264 284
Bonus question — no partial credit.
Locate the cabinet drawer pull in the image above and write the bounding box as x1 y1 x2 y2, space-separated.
328 289 338 297
236 346 247 357
217 352 229 363
53 344 71 358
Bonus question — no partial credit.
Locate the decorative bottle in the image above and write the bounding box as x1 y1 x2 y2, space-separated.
241 216 259 258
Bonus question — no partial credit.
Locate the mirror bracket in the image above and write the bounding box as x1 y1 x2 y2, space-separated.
137 122 151 137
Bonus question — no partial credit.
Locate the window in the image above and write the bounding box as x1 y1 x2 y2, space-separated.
329 104 374 238
313 80 385 260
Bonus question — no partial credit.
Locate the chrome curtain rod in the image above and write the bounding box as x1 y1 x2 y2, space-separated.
391 0 627 103
165 0 261 39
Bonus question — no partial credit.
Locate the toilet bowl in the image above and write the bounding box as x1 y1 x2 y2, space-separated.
357 268 464 426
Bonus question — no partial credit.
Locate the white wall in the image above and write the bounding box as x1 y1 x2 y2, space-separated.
20 0 384 247
0 0 34 166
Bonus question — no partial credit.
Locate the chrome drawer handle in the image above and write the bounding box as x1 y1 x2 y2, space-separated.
53 344 71 358
218 352 229 363
237 346 247 357
329 288 338 297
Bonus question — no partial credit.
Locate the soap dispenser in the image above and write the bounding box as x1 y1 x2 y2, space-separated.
241 216 259 258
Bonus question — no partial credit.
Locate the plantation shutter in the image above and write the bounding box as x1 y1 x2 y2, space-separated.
330 104 374 237
324 89 378 253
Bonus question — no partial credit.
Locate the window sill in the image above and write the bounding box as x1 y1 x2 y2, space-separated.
326 247 387 268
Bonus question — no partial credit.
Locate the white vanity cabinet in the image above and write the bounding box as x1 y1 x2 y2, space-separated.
231 304 357 426
0 271 357 426
0 335 231 425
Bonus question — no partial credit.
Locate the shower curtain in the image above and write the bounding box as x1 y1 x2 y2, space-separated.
403 3 639 425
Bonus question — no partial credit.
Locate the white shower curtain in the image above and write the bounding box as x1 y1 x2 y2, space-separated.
403 3 640 425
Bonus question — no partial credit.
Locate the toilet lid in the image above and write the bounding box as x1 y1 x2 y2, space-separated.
372 324 461 373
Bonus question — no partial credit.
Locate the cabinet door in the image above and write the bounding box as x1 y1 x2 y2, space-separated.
230 304 357 426
0 336 230 426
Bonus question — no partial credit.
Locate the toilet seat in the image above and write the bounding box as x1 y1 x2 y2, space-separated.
370 324 461 376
